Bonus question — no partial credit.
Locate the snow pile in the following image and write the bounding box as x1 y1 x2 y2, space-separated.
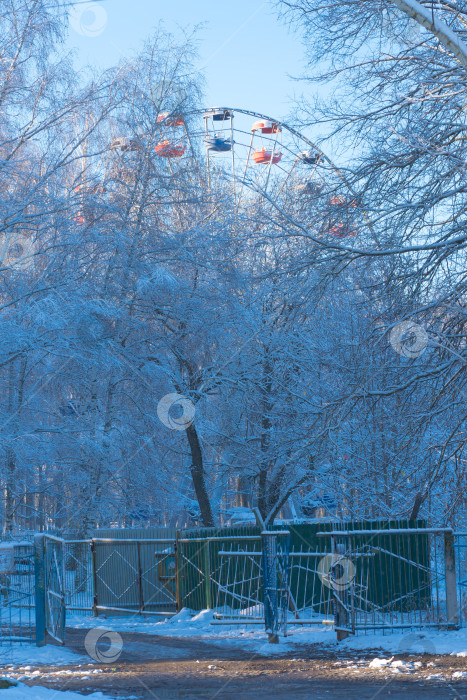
12 668 103 682
0 681 111 699
369 657 393 668
368 657 422 672
340 629 467 656
0 646 87 667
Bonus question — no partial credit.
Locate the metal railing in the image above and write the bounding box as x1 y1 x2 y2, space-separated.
190 526 465 638
64 540 93 613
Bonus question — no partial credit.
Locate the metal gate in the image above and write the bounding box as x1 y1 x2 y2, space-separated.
63 538 177 616
0 541 35 645
91 538 177 615
35 534 66 646
180 533 335 628
317 527 459 637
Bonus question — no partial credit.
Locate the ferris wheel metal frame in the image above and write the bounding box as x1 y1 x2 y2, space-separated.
178 107 364 239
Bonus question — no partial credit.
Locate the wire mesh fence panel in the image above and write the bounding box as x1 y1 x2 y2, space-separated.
64 540 93 614
178 531 264 613
64 537 178 617
177 537 208 612
43 536 66 644
0 542 35 645
455 533 467 627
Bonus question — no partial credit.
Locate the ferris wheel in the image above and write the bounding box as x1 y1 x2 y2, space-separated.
151 107 361 240
74 107 361 240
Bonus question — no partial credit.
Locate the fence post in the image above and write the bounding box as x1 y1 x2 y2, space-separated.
175 534 182 612
204 539 211 610
444 531 459 629
262 531 279 643
136 541 144 613
332 537 351 642
34 534 46 647
261 531 290 643
91 540 99 617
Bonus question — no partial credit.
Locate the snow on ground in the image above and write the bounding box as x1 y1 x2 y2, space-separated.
0 645 88 667
67 609 467 657
0 683 111 699
339 629 467 656
340 628 467 656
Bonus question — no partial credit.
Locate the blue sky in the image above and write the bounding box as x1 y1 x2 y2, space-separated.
65 0 309 126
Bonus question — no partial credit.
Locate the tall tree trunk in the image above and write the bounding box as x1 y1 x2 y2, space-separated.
409 491 427 520
5 450 16 536
81 379 115 537
185 422 214 527
4 356 26 535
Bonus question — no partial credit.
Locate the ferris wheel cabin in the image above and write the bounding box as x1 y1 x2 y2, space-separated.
156 112 184 127
298 150 321 165
251 119 281 135
204 135 232 152
154 140 186 158
252 148 282 165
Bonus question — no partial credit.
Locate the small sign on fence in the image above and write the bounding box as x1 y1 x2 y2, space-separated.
0 546 14 574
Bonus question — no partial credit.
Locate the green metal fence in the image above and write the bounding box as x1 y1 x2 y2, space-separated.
4 519 460 645
318 526 455 634
177 520 430 624
177 525 262 612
